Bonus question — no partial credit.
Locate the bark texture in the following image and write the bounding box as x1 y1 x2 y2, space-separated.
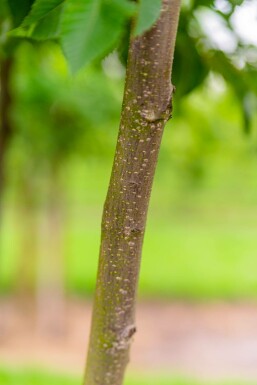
84 1 181 384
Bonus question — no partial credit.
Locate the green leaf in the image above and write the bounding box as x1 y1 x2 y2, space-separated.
7 0 34 26
30 4 64 40
134 0 162 36
60 0 135 73
193 0 214 7
229 0 244 5
0 0 10 21
117 21 131 66
21 0 65 27
242 93 252 134
7 0 65 40
173 30 209 97
109 0 136 16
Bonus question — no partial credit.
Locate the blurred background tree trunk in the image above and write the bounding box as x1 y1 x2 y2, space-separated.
37 163 66 336
0 57 13 215
15 172 38 313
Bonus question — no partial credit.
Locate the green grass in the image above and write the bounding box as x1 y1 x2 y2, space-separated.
0 368 76 385
0 368 254 385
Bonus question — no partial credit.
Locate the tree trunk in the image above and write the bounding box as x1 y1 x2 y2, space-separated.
0 57 13 207
84 1 181 384
37 165 66 337
15 174 38 314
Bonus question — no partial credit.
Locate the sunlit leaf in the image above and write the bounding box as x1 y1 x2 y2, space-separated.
60 0 135 73
134 0 162 35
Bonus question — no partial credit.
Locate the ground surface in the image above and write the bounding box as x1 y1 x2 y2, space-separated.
0 298 257 382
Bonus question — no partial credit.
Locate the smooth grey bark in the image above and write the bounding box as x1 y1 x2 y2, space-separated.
84 1 181 384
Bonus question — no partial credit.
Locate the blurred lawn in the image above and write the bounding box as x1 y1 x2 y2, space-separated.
2 151 257 300
0 368 252 385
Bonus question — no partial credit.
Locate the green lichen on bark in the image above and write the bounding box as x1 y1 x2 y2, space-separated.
83 1 181 384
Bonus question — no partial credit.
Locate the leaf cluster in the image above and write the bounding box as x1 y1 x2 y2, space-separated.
2 0 257 133
4 0 162 72
172 0 257 133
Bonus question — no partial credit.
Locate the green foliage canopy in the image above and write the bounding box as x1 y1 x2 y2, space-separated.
171 0 257 132
1 0 257 131
3 0 162 72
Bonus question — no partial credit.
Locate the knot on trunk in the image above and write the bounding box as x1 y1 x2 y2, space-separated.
108 325 137 355
139 86 173 123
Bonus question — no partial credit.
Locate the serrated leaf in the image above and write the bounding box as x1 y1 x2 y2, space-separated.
7 0 34 27
60 0 134 73
30 4 63 40
134 0 162 36
21 0 65 27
